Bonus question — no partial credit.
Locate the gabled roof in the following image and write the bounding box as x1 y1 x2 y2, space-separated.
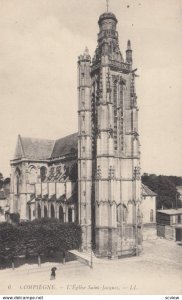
51 133 78 159
13 132 78 161
14 135 55 160
142 184 157 197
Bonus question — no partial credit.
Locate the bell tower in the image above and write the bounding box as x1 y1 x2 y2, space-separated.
77 8 142 258
91 10 141 257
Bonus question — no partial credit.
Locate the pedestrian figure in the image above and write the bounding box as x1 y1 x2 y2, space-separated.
62 251 66 264
50 267 57 280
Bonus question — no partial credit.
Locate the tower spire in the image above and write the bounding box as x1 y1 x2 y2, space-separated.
106 0 109 12
126 39 133 64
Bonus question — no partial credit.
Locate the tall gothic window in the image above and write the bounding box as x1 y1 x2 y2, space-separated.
37 203 41 219
40 166 47 182
44 205 48 218
81 72 84 85
113 80 118 151
119 83 124 151
28 206 31 220
29 166 37 184
68 207 72 222
117 204 127 224
117 204 121 223
51 204 55 218
150 209 154 222
127 202 133 224
81 89 85 108
59 206 64 222
123 205 127 222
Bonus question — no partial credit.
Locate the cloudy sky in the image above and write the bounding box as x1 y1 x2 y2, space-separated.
0 0 182 177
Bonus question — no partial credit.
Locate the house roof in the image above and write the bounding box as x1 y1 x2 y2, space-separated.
157 208 182 215
13 132 78 161
51 133 78 159
142 184 157 197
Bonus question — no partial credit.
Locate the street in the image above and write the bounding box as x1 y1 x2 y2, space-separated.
0 238 181 295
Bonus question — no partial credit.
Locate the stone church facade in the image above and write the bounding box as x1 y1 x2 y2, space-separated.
10 10 143 258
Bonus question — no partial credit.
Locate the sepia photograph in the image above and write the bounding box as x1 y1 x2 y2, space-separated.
0 0 181 297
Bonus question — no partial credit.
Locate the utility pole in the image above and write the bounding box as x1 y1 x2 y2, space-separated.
90 239 93 268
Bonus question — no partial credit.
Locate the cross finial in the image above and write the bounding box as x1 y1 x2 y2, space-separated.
106 0 109 12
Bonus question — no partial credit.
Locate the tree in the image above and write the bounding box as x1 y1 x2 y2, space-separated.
0 219 81 268
142 174 182 209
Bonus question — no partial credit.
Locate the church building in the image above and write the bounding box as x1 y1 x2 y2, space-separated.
10 8 143 258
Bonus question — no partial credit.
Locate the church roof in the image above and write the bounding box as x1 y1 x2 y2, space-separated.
142 184 157 197
13 132 78 161
14 135 55 160
51 133 78 159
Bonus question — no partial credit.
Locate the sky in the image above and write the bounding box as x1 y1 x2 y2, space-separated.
0 0 182 178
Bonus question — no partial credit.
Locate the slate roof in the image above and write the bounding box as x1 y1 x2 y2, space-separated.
19 136 55 160
157 208 182 215
51 133 78 159
13 133 78 161
142 184 157 197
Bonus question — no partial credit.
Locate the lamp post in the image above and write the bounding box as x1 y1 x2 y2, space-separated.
90 246 93 269
90 230 93 268
135 204 139 256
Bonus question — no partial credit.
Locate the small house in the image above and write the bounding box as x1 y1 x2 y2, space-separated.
157 208 182 241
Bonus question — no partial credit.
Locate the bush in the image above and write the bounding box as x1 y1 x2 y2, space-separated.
142 173 182 209
0 219 81 263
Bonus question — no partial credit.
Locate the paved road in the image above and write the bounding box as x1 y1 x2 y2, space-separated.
0 238 181 295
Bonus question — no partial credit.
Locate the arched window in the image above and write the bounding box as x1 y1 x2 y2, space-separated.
68 207 72 222
111 203 117 227
37 203 41 219
59 206 64 222
127 202 133 224
96 203 100 226
137 205 142 224
117 204 121 223
117 204 127 223
101 203 109 226
150 209 154 222
113 80 118 151
28 206 31 220
123 204 127 222
40 166 47 182
51 204 55 218
44 206 48 218
29 166 37 184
